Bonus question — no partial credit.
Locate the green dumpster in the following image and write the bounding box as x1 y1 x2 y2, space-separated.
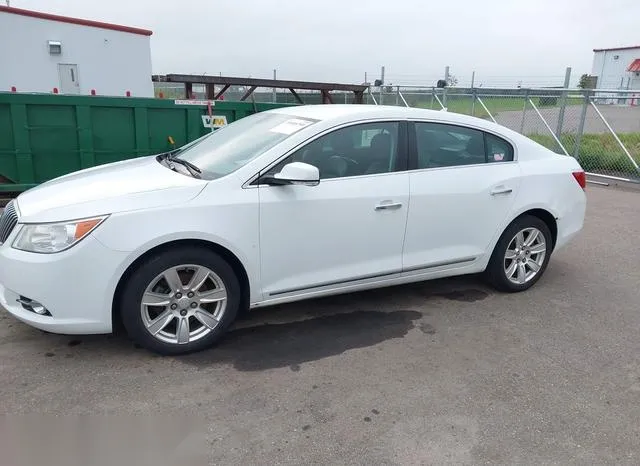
0 92 293 193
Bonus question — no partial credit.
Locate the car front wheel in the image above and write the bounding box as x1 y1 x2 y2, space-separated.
120 246 240 355
485 215 553 292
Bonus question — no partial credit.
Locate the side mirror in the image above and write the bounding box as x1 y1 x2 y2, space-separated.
262 162 320 186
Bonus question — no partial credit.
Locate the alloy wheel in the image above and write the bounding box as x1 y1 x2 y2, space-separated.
140 265 227 345
503 227 547 285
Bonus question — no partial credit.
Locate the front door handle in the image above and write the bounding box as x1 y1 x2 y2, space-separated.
490 187 513 196
375 201 403 210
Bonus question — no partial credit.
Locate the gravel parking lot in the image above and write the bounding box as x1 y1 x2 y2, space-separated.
1 185 639 465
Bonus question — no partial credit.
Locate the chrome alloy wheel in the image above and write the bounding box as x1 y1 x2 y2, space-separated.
504 227 547 285
140 265 227 345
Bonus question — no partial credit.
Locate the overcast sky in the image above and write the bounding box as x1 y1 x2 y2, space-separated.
12 0 640 87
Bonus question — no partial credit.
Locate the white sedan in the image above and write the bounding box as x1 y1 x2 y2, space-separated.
0 105 586 355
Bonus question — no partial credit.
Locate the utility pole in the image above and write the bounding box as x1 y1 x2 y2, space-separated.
471 71 475 89
272 69 277 103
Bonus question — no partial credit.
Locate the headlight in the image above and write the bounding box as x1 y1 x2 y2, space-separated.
12 216 108 254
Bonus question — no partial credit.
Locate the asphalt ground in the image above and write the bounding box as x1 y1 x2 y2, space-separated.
495 104 640 135
1 185 639 465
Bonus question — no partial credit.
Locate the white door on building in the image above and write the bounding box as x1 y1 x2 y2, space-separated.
58 64 80 94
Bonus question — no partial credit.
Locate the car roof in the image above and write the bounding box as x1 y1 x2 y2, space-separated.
269 104 511 134
270 104 445 120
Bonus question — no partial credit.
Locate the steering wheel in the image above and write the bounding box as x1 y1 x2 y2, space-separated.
323 155 357 178
330 155 361 177
336 155 359 166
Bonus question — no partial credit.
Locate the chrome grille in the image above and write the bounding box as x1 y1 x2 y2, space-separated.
0 200 18 244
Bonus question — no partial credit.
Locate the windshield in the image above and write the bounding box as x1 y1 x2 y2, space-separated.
173 112 318 179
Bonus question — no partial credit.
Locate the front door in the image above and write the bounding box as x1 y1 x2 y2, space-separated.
402 121 521 271
258 121 409 298
58 64 80 94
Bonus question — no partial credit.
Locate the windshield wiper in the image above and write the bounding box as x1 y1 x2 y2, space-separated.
158 148 182 158
158 152 202 178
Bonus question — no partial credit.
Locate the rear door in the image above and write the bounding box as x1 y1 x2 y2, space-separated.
402 121 521 271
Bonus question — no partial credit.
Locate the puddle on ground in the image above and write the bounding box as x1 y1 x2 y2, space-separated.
181 310 422 371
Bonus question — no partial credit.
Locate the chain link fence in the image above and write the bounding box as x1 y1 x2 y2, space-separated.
154 81 640 182
370 86 640 182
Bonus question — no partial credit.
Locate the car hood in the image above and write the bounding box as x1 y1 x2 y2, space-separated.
16 156 207 222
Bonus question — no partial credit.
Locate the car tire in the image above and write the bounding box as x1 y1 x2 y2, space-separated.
485 215 553 293
120 246 241 355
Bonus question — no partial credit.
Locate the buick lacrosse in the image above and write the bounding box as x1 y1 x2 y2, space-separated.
0 105 586 354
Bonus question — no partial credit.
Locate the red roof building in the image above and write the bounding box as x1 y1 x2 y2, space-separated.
0 6 154 96
591 45 640 90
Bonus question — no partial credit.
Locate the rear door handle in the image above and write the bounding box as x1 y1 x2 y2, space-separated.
375 201 403 211
490 187 513 196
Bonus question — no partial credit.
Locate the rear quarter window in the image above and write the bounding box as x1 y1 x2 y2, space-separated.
485 133 514 163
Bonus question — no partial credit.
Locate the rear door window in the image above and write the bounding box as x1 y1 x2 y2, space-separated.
414 122 486 168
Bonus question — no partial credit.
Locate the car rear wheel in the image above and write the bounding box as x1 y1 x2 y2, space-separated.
485 215 553 292
120 246 240 355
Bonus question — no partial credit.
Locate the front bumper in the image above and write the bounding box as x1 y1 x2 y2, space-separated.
0 234 129 334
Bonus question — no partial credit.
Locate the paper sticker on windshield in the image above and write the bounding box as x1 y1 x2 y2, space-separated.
270 119 312 135
493 153 505 161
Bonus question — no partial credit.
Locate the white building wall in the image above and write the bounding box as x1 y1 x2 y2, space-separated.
0 12 153 97
591 48 640 90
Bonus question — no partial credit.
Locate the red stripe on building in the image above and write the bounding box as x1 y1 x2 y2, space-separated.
593 45 640 53
0 5 152 36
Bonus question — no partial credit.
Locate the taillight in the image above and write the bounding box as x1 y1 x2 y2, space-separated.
572 170 586 190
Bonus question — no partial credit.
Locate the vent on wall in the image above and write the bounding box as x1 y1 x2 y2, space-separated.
48 40 62 55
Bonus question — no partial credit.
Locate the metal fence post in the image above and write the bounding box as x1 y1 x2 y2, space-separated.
396 86 400 106
471 89 476 117
430 88 435 110
443 66 449 108
520 89 529 133
573 90 590 161
556 67 571 137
